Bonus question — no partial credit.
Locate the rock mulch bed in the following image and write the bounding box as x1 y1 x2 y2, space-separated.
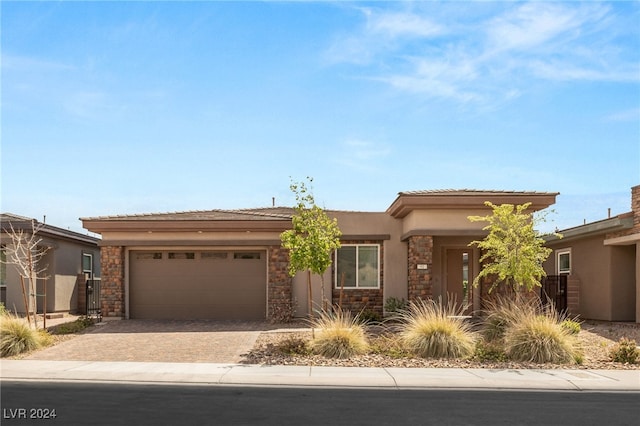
242 320 640 370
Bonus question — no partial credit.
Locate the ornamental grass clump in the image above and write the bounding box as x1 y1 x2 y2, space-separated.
481 296 538 342
399 298 476 359
502 302 581 364
0 314 50 357
310 308 369 359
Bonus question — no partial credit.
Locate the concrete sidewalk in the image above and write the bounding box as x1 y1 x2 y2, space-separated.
1 360 638 391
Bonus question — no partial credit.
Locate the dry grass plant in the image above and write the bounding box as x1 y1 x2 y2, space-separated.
0 313 51 357
310 308 369 359
491 297 582 364
398 298 476 359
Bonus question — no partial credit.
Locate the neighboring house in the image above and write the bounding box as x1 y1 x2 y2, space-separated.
80 190 556 321
544 185 640 323
0 213 101 315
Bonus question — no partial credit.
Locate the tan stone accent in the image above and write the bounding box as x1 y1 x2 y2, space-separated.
267 246 293 322
407 235 433 301
100 246 125 318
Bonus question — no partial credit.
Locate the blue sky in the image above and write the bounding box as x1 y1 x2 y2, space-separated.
2 1 639 235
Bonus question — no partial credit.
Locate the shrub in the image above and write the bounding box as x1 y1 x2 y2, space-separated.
358 309 382 324
0 315 50 357
276 335 310 356
609 338 639 364
560 319 581 335
473 341 508 362
0 303 7 317
369 333 410 359
398 298 476 359
384 297 407 316
310 308 369 359
50 317 95 335
503 314 580 364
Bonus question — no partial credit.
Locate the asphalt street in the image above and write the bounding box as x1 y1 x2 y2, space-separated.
2 381 639 426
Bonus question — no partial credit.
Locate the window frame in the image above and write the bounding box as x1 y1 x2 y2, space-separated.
82 252 93 278
334 244 381 289
556 249 571 275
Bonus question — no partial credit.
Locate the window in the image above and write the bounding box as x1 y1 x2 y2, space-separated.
201 251 228 260
234 252 261 260
335 244 380 288
136 252 162 260
168 252 195 260
557 250 571 275
82 253 93 278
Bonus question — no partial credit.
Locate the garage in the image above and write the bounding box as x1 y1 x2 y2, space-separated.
129 250 267 320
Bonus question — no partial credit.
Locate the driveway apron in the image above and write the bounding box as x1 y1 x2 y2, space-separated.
26 320 268 363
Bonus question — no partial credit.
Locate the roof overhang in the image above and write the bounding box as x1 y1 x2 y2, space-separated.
545 213 634 244
387 190 559 219
81 219 292 234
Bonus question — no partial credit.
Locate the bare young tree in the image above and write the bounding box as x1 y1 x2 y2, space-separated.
1 220 50 328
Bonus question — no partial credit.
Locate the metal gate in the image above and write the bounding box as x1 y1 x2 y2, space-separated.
540 275 567 313
85 278 102 322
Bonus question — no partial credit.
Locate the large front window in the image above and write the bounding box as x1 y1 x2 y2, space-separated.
335 244 380 288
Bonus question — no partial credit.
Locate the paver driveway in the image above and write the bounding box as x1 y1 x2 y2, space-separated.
26 320 283 363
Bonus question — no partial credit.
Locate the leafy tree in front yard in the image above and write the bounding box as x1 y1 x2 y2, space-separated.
468 202 558 294
280 177 342 322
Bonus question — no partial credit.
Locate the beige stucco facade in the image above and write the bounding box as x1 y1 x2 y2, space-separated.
82 190 558 321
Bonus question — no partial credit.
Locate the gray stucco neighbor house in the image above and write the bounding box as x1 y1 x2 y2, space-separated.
1 213 101 315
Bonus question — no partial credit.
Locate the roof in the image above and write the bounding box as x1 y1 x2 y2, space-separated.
1 213 100 245
81 207 295 222
387 189 559 218
397 189 558 196
545 211 634 244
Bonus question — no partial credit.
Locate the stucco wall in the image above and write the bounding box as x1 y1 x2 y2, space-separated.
402 209 488 235
610 245 636 321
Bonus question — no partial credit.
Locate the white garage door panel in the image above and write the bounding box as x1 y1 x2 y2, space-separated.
129 251 266 320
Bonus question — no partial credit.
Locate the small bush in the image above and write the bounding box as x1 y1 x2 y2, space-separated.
503 314 579 364
50 317 95 335
0 315 50 357
358 309 382 324
399 298 476 359
369 333 410 359
473 341 508 362
276 336 310 356
0 303 7 317
384 297 407 316
609 338 639 364
310 308 369 359
560 319 581 335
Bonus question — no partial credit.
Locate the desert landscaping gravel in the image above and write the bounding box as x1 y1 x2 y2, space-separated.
243 320 640 370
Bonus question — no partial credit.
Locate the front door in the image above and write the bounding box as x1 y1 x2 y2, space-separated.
446 249 473 315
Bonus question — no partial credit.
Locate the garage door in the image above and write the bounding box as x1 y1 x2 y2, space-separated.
129 250 266 320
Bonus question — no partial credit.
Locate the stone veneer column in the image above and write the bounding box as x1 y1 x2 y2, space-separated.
100 246 125 318
407 235 433 301
267 246 293 322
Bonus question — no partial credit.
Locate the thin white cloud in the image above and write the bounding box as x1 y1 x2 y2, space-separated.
325 2 639 106
365 9 444 39
604 108 640 122
2 54 75 72
485 2 605 53
335 138 391 171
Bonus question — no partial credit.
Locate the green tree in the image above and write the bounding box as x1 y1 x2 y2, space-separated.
280 178 342 321
468 202 557 293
